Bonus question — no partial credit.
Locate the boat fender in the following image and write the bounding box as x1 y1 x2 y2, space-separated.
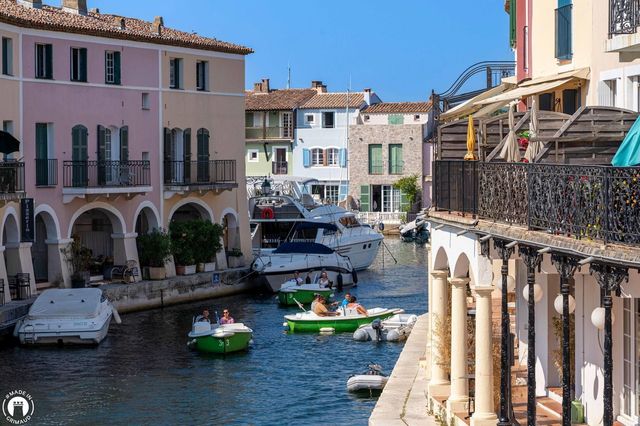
351 269 358 284
378 222 385 232
112 306 122 324
319 327 335 334
261 207 274 219
282 322 288 327
336 273 343 292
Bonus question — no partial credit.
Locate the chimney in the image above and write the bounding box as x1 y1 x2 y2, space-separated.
62 0 88 15
253 82 262 92
311 80 322 89
261 78 270 93
152 16 164 36
114 16 126 30
363 88 372 105
90 7 99 13
18 0 42 8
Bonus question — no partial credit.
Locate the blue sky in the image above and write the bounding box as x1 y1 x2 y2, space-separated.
92 0 513 101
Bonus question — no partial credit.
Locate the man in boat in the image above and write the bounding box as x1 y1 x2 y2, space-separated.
293 271 304 285
219 309 235 324
347 296 368 316
195 309 211 323
305 272 312 284
331 292 351 309
313 296 339 317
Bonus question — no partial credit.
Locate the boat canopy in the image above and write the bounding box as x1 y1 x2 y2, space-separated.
292 222 338 232
28 288 104 319
273 242 335 254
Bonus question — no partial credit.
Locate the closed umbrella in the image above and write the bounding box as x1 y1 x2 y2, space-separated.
612 115 640 166
464 115 478 160
499 102 522 162
0 131 20 155
524 98 543 162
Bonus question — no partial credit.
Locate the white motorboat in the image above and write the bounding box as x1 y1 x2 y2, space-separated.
252 242 356 292
353 312 418 342
248 178 383 270
347 364 388 393
14 288 119 345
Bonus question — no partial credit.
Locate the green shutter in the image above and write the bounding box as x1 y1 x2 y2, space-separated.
97 125 106 185
45 44 53 79
388 114 404 125
368 144 382 174
114 51 121 85
183 128 191 182
120 126 129 162
35 123 48 186
509 0 517 48
163 127 172 182
1 38 8 75
245 112 253 127
360 185 370 212
389 144 403 174
80 48 87 82
400 190 410 213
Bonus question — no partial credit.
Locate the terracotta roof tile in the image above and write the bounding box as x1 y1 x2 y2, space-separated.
245 88 317 111
0 0 252 55
363 101 432 114
300 92 367 109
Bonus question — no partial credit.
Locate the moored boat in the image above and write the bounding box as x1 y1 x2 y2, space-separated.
284 307 400 333
277 280 333 305
352 312 418 342
346 364 388 393
187 321 253 354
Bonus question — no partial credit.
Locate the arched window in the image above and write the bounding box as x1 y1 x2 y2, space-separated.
311 148 324 166
326 148 339 166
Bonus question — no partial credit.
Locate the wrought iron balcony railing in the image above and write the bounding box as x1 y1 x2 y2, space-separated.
63 160 150 188
609 0 640 36
245 126 293 140
272 161 288 175
433 160 640 246
164 160 236 186
35 158 58 186
0 162 25 195
369 162 384 175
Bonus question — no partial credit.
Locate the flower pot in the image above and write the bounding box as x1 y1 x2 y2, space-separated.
148 266 166 280
204 262 216 272
228 257 243 268
184 265 196 275
176 265 186 275
196 263 205 273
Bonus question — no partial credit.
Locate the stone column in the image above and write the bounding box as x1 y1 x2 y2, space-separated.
447 277 470 413
471 286 498 426
0 247 9 302
111 232 139 267
429 269 450 397
46 238 73 288
5 242 36 294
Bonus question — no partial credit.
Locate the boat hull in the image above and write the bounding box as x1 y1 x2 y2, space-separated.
192 331 252 354
285 309 396 333
278 288 333 305
265 270 353 292
16 312 112 345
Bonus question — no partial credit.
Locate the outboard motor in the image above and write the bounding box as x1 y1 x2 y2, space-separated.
371 319 383 342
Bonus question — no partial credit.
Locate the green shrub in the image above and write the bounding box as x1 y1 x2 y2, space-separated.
169 219 223 265
137 229 172 267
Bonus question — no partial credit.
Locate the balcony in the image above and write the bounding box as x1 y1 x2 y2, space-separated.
35 158 58 186
389 162 404 175
62 160 152 203
163 160 237 195
245 126 293 140
433 160 640 246
0 162 25 202
272 161 288 175
606 0 640 51
369 162 384 175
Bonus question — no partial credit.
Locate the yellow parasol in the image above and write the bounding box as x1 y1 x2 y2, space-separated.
464 115 478 160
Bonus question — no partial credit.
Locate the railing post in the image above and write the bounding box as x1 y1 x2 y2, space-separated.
603 167 611 245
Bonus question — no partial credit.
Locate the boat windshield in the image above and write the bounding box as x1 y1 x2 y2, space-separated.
339 216 361 228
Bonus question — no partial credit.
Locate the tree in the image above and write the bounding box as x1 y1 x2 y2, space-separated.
393 174 421 211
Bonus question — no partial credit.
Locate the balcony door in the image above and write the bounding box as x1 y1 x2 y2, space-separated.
281 112 292 138
35 123 48 185
197 128 210 182
274 147 287 174
71 125 88 187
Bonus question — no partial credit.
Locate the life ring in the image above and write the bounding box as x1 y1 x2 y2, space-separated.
378 222 385 232
261 207 274 219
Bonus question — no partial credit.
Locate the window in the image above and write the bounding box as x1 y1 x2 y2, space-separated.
414 114 421 121
105 51 121 85
311 184 339 203
539 93 555 111
622 298 640 418
2 120 13 134
562 89 579 114
327 148 339 166
368 144 383 174
600 79 617 107
70 47 87 82
248 150 259 162
196 60 208 91
169 58 182 89
388 114 404 125
2 37 13 76
389 144 403 174
35 43 53 79
322 111 335 128
311 148 324 166
141 92 150 110
305 114 315 124
555 0 572 60
364 115 370 121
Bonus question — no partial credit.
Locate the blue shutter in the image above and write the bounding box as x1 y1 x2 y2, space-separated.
339 148 347 167
339 184 348 200
303 148 310 167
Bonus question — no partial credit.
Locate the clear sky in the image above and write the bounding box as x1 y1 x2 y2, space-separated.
91 0 513 102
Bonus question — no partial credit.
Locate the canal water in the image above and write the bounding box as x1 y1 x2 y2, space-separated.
0 238 428 426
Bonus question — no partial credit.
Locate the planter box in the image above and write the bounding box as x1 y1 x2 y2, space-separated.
148 266 166 280
178 264 196 275
228 257 243 268
204 262 216 272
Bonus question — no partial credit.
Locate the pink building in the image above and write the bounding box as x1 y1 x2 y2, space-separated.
0 0 252 298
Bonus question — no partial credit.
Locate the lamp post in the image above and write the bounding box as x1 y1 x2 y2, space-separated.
590 263 628 426
261 178 271 195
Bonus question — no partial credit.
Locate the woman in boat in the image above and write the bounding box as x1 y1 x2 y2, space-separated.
219 309 235 324
318 270 331 288
347 296 368 316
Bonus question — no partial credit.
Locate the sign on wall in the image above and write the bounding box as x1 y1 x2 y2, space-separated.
21 198 34 243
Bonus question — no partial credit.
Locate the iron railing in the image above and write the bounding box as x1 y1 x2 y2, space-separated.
245 126 293 140
35 158 57 186
433 160 640 246
609 0 640 35
0 162 25 194
272 161 288 175
63 160 150 188
369 162 384 175
164 160 236 185
389 162 404 175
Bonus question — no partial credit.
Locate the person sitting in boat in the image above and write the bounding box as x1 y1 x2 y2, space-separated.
347 296 368 316
313 296 339 317
219 309 235 324
305 272 312 284
310 294 320 312
293 271 304 286
318 270 331 288
195 309 211 323
331 292 351 309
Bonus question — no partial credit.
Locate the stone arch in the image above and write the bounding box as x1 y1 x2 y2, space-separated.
32 206 65 285
168 198 214 223
34 204 62 241
452 252 473 281
220 208 240 252
432 245 450 272
67 202 127 239
133 201 161 234
0 207 20 245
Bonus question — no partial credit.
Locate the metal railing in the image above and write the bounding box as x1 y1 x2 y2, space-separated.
389 162 404 175
245 126 293 140
164 160 236 185
609 0 640 35
63 160 151 188
369 162 384 175
0 162 25 194
433 160 640 246
272 161 288 175
35 158 58 186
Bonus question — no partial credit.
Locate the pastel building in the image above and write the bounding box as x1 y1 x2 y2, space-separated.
0 0 251 299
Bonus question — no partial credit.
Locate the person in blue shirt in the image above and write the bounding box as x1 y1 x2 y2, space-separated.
331 292 351 310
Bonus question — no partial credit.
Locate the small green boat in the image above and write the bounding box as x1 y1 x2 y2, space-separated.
278 281 333 306
284 308 400 333
187 322 253 354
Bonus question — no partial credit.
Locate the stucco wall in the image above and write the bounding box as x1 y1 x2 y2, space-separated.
245 142 292 177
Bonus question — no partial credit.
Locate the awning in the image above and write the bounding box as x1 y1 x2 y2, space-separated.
439 82 515 122
475 67 590 106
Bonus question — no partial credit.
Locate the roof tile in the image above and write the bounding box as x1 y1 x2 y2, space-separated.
363 102 432 114
245 89 317 111
300 92 367 109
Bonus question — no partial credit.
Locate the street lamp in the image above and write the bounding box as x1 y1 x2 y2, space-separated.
261 178 272 195
522 284 543 303
554 294 576 315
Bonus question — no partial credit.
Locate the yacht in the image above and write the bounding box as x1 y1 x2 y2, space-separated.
248 178 383 270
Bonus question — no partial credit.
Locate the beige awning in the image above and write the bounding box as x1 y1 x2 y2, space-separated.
439 82 515 122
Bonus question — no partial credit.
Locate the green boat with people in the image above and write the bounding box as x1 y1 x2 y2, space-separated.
187 322 253 354
277 280 333 306
284 307 401 333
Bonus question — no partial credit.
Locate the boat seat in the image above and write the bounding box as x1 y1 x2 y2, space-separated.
111 260 140 283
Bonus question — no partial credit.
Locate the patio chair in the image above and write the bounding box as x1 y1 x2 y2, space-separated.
111 260 140 283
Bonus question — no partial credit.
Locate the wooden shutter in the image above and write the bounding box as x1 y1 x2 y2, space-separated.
114 51 121 85
183 129 191 182
303 148 310 167
339 148 347 168
97 125 106 185
509 0 517 48
400 190 410 213
79 48 87 82
1 38 8 75
120 126 129 162
360 185 370 212
45 44 53 79
163 127 172 182
323 149 328 166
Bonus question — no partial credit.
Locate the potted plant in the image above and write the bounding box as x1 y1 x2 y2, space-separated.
136 229 172 280
227 247 244 268
169 221 196 275
192 220 223 272
60 237 92 288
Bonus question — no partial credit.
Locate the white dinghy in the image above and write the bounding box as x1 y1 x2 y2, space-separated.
352 312 418 342
346 364 388 393
14 288 119 345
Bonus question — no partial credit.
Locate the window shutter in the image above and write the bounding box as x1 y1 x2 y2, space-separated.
509 0 517 49
339 184 348 201
97 125 106 185
120 126 129 162
359 185 370 212
114 51 121 85
45 44 53 79
183 129 191 182
323 149 328 166
80 48 87 82
303 148 310 167
163 127 172 182
1 38 8 75
400 190 410 212
339 148 347 168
